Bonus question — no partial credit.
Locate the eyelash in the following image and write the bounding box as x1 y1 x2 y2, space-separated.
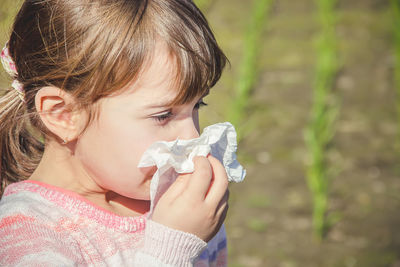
194 100 208 109
153 111 173 122
152 100 208 123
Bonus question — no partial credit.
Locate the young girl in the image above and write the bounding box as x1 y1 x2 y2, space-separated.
0 0 231 266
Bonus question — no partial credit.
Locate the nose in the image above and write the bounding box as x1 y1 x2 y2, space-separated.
178 117 200 140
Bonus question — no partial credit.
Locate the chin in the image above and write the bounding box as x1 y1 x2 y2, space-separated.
122 187 151 201
132 191 151 201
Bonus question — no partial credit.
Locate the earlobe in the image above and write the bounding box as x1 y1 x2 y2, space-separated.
35 87 85 143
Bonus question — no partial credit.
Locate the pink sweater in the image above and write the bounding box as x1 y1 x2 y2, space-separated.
0 181 227 266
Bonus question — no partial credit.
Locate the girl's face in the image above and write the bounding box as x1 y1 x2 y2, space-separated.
74 46 206 200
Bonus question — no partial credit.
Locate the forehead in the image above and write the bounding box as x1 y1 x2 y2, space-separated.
105 43 180 108
134 44 179 101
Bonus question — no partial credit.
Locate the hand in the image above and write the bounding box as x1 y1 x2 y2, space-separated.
152 155 229 242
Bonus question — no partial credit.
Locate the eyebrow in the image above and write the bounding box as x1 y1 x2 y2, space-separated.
144 102 174 109
142 96 177 109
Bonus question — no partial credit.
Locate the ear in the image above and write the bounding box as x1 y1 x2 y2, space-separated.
35 86 87 144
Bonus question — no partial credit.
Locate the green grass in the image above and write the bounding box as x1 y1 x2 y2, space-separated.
246 217 268 232
227 0 272 141
194 0 214 12
304 0 339 240
246 194 269 209
391 0 400 160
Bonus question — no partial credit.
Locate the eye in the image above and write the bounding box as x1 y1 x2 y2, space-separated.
152 111 173 123
194 100 208 109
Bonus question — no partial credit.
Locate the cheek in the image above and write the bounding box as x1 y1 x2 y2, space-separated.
74 109 180 198
75 120 156 196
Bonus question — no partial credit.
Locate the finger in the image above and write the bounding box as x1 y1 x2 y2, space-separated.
215 189 229 217
216 201 229 225
161 173 190 201
209 199 229 241
204 155 229 206
186 156 213 200
218 203 229 229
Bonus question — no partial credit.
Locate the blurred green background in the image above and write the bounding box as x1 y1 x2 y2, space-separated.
1 0 400 266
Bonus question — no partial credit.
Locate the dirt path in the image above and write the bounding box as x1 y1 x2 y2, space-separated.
202 0 400 266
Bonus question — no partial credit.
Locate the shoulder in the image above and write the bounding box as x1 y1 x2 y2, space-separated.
0 181 67 221
0 214 84 266
0 182 84 266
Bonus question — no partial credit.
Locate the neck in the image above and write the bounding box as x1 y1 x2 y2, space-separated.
29 140 150 217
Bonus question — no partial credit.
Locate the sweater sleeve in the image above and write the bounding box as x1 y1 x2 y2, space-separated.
134 220 208 267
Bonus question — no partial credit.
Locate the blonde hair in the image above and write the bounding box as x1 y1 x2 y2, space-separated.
0 0 227 195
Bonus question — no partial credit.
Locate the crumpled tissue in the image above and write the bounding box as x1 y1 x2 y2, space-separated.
138 122 246 216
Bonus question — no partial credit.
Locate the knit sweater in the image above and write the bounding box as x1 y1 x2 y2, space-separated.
0 181 227 266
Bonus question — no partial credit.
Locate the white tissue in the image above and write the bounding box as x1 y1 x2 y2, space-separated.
138 122 246 215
